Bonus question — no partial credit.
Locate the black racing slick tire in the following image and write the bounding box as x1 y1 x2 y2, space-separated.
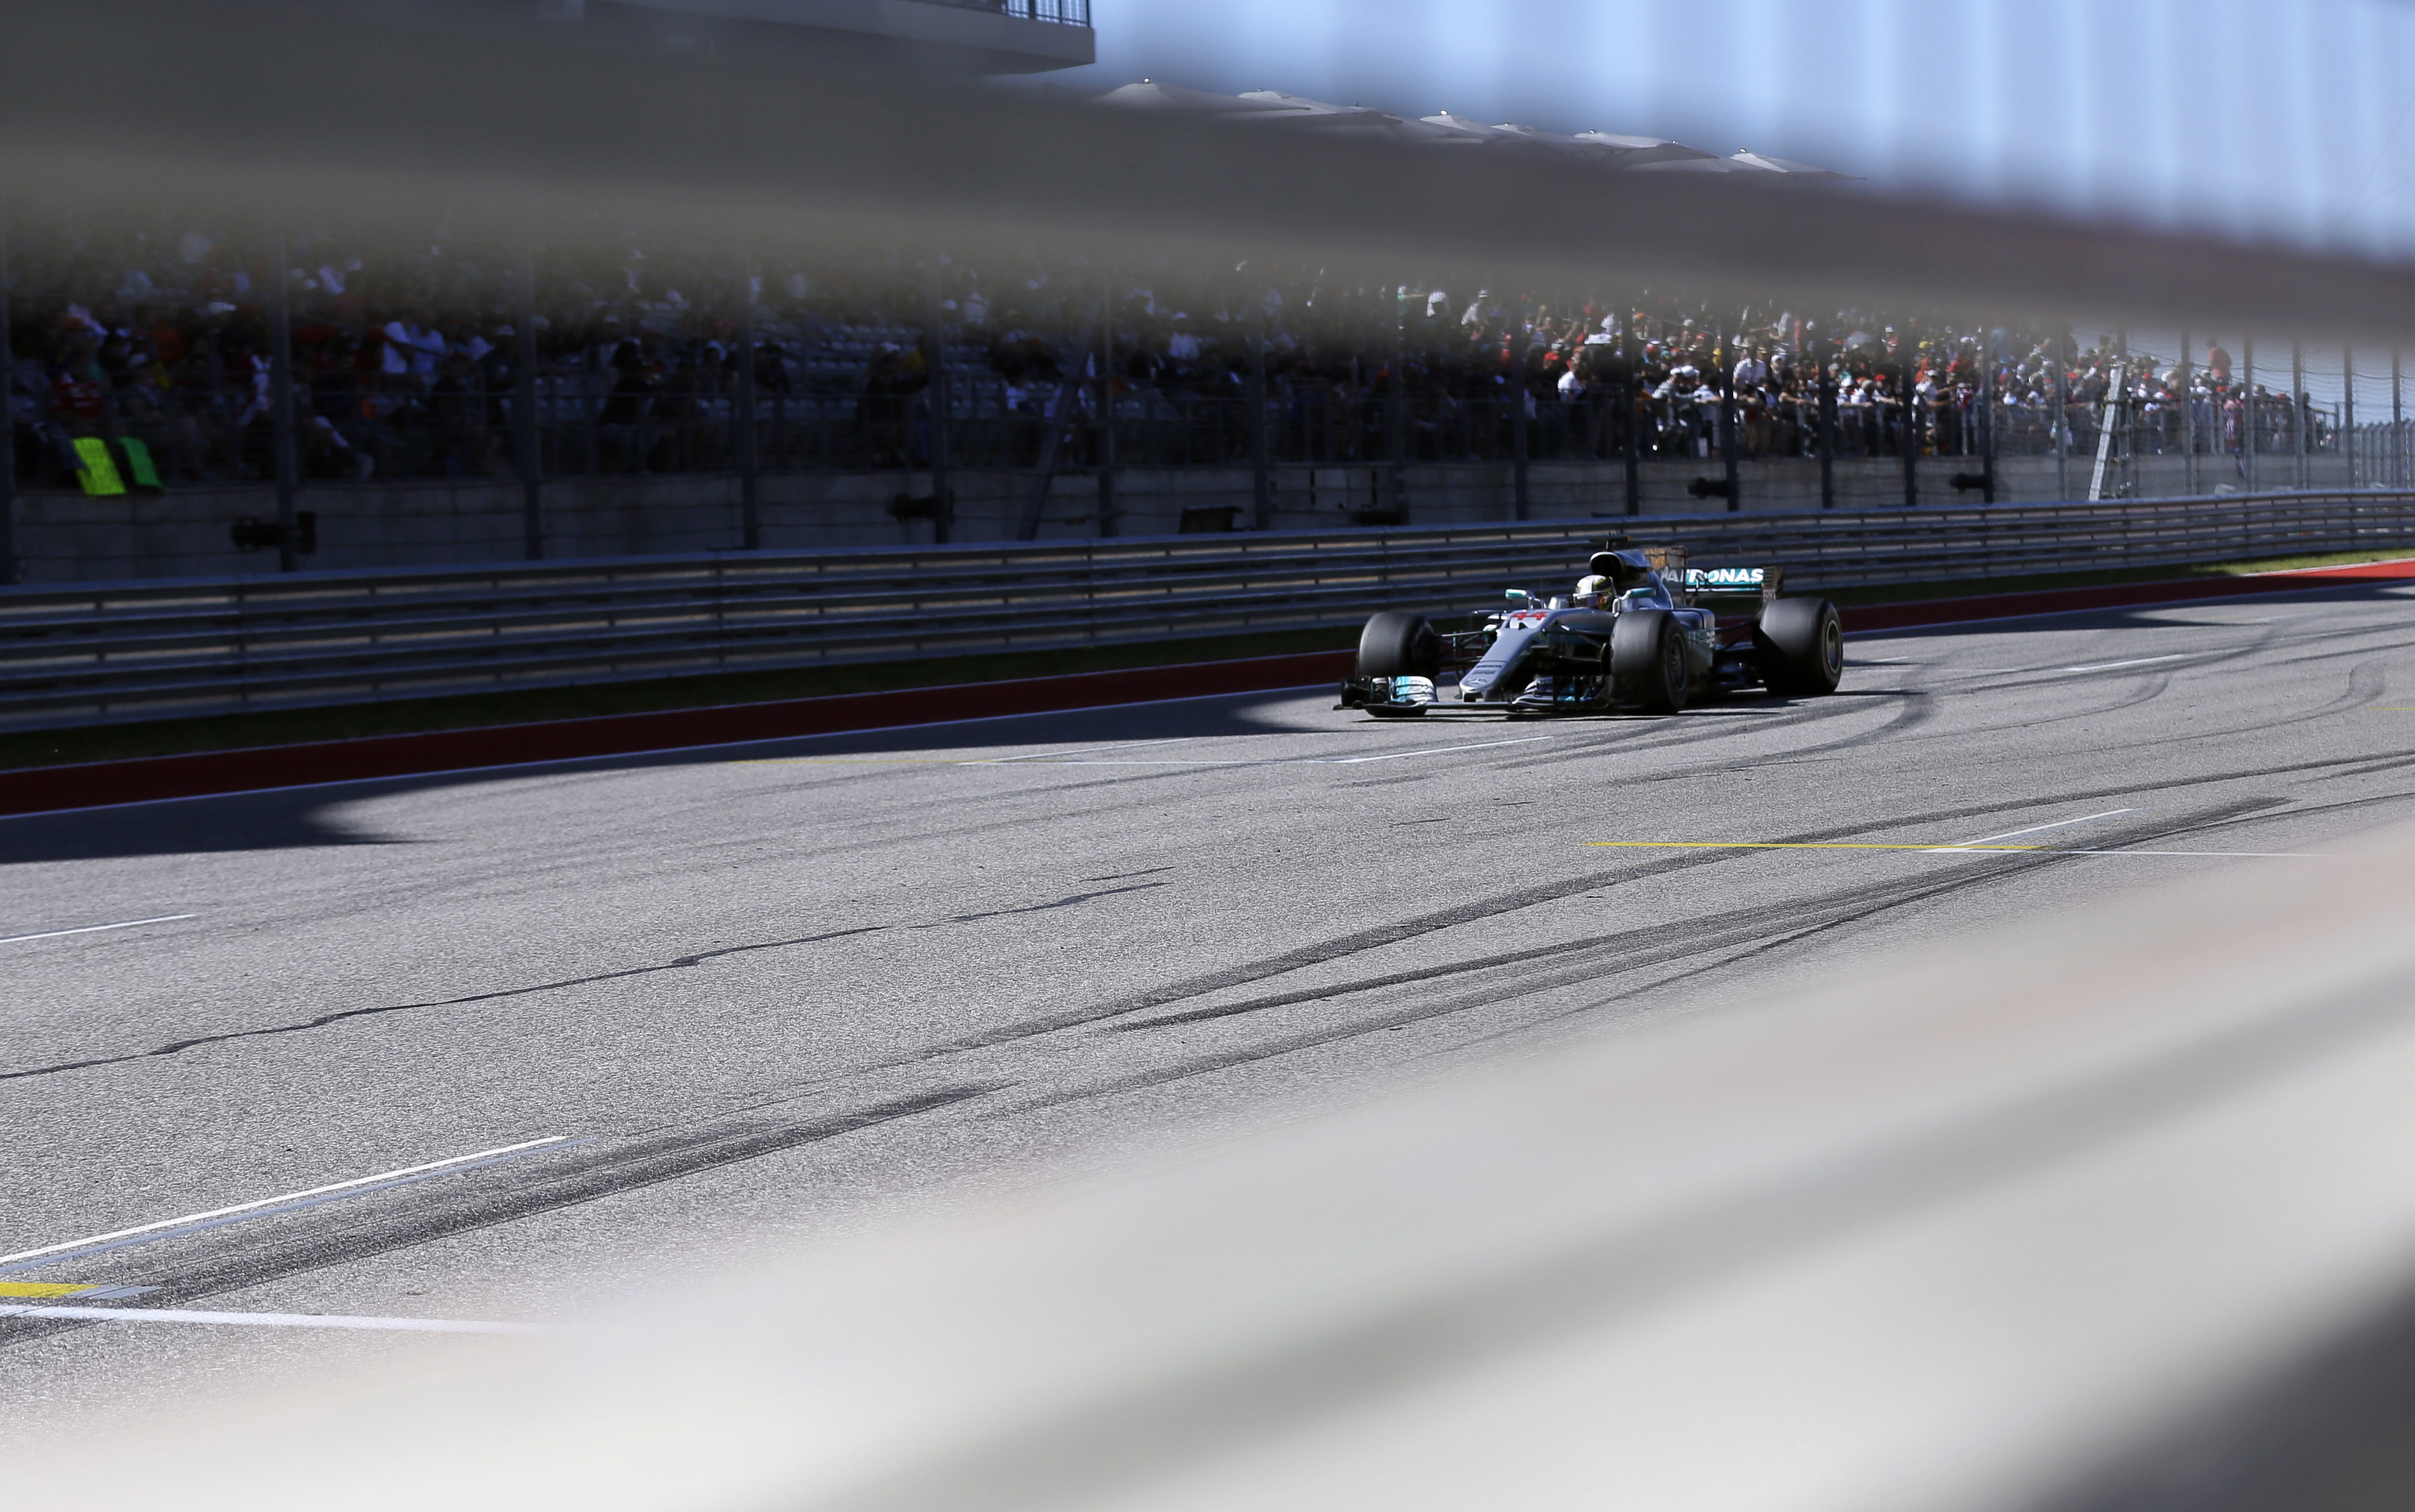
1610 608 1689 714
1356 611 1440 680
1755 596 1845 696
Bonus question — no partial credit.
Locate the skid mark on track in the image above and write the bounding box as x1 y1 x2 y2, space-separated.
2172 791 2415 835
1613 691 1939 783
892 787 2288 1071
2032 652 2391 762
0 925 895 1084
0 880 1167 1084
1101 800 2286 1038
1105 821 2158 1039
1420 696 1924 785
1874 669 2186 753
932 882 1168 925
2245 625 2415 677
1872 614 2413 759
1017 859 2044 1113
0 1085 994 1350
1030 802 2292 1111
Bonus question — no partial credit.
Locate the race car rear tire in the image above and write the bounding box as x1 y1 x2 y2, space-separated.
1755 597 1844 696
1356 611 1440 680
1611 609 1688 713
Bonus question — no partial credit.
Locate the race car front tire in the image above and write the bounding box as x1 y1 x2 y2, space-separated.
1356 611 1440 680
1611 609 1689 713
1755 597 1844 696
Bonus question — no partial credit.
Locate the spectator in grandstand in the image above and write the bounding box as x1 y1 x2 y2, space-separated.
598 339 658 473
430 348 504 476
381 311 444 381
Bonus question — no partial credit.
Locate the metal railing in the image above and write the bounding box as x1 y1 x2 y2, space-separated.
4 490 2411 733
920 0 1091 24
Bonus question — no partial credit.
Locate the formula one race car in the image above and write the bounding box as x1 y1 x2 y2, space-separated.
1337 543 1842 717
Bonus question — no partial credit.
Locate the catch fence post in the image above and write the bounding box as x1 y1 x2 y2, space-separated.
2344 344 2355 490
2181 329 2197 496
1720 322 1741 512
2117 327 2132 500
1900 348 1917 508
267 223 300 574
1981 325 1998 503
1387 284 1407 517
1510 299 1530 521
1094 282 1114 538
1819 345 1837 510
736 262 760 550
2394 347 2405 489
2052 329 2070 501
2292 338 2306 491
926 266 952 545
0 206 15 585
1248 295 1272 529
2245 336 2258 493
1619 307 1639 515
517 239 544 559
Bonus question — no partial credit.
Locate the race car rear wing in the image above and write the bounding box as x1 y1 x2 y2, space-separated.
1599 540 1785 607
1682 564 1786 605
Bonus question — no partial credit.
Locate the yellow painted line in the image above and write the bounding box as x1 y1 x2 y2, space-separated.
1585 841 2043 852
0 1282 97 1298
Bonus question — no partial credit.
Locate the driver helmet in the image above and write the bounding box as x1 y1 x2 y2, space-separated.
1574 573 1612 608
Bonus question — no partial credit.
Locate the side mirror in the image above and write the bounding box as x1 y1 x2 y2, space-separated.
1504 588 1529 605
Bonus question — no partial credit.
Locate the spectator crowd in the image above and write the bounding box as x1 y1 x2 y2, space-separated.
2 219 2354 495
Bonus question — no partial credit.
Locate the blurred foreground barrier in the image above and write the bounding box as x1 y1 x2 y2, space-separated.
3 489 2412 731
12 821 2415 1509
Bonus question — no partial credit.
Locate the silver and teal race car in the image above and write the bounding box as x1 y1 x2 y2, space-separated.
1338 545 1843 718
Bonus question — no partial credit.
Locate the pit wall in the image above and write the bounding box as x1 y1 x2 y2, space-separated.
11 453 2358 583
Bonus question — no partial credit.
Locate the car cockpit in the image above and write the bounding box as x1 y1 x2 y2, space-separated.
1575 549 1672 613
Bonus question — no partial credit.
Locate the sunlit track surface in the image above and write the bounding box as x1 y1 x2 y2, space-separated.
4 578 2415 1432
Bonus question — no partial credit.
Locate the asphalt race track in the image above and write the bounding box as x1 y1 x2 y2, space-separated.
5 578 2415 1436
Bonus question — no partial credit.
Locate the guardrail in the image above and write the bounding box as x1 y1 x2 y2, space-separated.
4 490 2412 733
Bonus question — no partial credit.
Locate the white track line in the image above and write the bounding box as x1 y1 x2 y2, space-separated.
0 1304 552 1334
0 1137 571 1270
1912 659 2183 679
978 738 1556 769
2058 848 2327 858
1940 808 2138 849
962 739 1189 764
1322 736 1552 765
0 914 197 946
2059 654 2188 673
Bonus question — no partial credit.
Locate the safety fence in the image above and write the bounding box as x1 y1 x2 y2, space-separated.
3 489 2411 732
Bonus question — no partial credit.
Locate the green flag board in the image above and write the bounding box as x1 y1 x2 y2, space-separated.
117 437 164 491
72 437 126 496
